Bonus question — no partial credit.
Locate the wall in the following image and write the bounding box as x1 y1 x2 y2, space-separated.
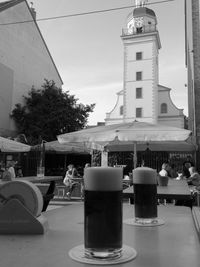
122 33 159 123
0 63 14 136
105 90 124 124
0 1 63 135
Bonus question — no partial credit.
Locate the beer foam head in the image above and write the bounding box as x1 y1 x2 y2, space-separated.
84 167 123 191
133 167 157 184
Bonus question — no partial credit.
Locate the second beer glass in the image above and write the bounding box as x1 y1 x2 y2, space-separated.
133 167 158 224
84 167 123 260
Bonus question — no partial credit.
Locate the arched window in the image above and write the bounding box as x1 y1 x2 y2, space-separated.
136 107 142 118
161 103 168 114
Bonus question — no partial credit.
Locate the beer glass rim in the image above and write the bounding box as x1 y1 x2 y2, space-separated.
84 167 123 191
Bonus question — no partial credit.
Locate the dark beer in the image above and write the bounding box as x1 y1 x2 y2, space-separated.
133 167 157 221
134 184 157 218
84 190 122 249
84 167 123 259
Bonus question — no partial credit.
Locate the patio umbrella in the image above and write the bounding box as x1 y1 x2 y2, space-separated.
44 140 90 154
0 136 31 152
57 121 193 167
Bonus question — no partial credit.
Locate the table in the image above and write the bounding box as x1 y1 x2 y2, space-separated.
0 176 63 185
16 176 63 184
0 204 199 267
123 179 192 201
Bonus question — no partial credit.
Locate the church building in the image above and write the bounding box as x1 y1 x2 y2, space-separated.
105 0 184 128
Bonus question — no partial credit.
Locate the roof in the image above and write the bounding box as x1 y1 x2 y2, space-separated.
127 7 156 22
158 85 171 92
133 7 156 17
0 0 23 11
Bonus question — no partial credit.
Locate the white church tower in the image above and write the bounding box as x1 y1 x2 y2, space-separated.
105 0 184 128
122 0 161 124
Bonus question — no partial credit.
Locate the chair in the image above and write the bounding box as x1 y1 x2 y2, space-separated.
42 181 55 211
56 185 66 198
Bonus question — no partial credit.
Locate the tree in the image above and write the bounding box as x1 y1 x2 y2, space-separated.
11 80 95 145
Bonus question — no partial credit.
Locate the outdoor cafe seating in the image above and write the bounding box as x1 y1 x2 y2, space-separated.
0 166 200 267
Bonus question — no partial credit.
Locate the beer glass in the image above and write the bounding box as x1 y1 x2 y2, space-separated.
84 167 123 260
133 167 157 224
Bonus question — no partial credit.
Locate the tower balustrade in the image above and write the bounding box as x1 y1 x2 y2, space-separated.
122 24 156 36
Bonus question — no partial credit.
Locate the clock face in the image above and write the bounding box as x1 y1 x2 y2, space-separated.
134 17 144 28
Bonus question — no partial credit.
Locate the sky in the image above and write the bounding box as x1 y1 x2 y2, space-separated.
22 0 188 125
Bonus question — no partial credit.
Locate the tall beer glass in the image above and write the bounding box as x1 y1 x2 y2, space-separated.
84 167 123 259
133 167 157 224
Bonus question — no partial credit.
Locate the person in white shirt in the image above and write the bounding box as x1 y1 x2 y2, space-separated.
7 161 16 179
159 163 170 177
187 167 200 186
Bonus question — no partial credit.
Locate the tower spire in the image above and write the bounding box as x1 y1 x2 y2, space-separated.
135 0 148 8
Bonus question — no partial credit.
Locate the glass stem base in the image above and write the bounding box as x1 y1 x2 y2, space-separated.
135 217 158 224
85 248 122 260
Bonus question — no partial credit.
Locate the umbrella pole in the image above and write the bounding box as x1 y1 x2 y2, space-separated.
101 151 108 167
133 142 137 169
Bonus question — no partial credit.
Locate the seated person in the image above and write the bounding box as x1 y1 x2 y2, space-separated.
182 162 192 179
63 164 79 199
2 166 12 181
16 168 23 177
169 164 178 178
187 167 200 186
7 161 16 179
159 163 171 177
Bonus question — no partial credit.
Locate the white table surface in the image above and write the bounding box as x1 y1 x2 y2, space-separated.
0 203 200 267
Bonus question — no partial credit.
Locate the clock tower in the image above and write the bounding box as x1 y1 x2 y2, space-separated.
121 0 161 124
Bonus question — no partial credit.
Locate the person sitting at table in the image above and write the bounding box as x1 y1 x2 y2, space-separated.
159 163 171 177
7 161 16 179
0 165 4 179
169 164 178 178
175 166 197 209
182 161 192 179
187 167 200 186
16 168 23 177
1 166 12 181
85 163 90 168
81 163 91 200
159 163 171 203
63 164 79 200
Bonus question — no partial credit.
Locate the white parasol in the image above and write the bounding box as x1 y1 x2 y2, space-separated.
44 140 90 154
57 121 193 167
0 136 31 152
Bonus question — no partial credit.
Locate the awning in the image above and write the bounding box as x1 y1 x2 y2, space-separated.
0 136 31 152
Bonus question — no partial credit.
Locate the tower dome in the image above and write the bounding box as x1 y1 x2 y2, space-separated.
127 7 156 22
133 7 156 17
126 6 157 35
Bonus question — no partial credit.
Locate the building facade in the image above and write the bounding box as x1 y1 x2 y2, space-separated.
105 0 184 128
185 0 200 166
0 0 63 137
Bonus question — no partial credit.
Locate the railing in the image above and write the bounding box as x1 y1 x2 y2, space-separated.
122 25 156 36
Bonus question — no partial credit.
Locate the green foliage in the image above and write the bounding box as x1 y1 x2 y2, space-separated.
11 80 95 145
